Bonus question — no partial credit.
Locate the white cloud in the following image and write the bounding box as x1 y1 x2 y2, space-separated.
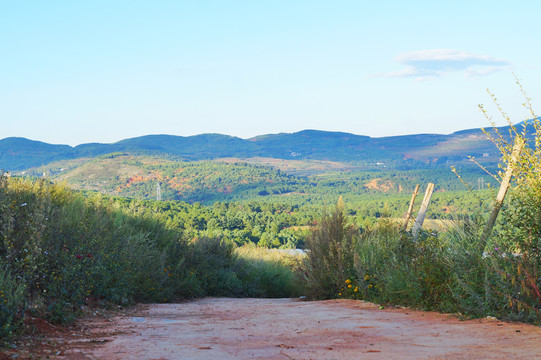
378 49 511 80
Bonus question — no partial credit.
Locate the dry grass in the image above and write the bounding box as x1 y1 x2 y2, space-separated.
386 217 460 232
235 245 305 266
214 157 357 176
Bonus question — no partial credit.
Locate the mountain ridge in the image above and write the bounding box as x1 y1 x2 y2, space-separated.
1 124 530 171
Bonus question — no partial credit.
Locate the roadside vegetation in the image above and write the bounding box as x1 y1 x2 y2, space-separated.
303 90 540 324
0 177 300 339
304 180 539 324
2 120 539 341
1 88 539 344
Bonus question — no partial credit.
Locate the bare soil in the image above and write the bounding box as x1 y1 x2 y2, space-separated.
3 298 541 359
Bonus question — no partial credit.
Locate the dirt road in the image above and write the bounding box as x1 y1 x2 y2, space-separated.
12 298 541 359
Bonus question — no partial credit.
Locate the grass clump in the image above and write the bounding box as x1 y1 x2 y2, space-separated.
302 198 358 299
355 221 454 310
235 245 304 298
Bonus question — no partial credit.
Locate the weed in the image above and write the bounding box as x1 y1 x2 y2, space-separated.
303 198 359 299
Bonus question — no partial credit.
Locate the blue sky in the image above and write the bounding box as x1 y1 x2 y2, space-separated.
1 1 540 146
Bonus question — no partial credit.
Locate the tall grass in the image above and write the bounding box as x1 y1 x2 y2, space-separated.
302 199 358 299
303 207 539 323
235 245 304 298
302 178 539 322
0 176 300 339
355 221 454 311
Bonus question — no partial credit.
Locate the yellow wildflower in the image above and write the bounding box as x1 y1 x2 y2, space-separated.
345 279 351 285
347 284 352 288
364 275 370 281
354 286 358 292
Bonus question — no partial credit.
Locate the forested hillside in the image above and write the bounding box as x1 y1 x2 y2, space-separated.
24 154 306 203
3 120 539 339
22 153 496 206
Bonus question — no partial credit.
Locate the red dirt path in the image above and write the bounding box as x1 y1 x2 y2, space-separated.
3 298 541 359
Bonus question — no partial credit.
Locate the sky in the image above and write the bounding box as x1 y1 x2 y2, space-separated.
1 1 540 146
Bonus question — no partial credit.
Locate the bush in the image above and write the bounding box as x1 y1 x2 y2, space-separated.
355 221 454 311
303 198 359 299
186 236 243 296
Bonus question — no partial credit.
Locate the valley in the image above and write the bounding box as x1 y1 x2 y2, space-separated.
4 3 541 357
2 122 540 352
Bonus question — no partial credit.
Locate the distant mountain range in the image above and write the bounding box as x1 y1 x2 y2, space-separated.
0 123 531 171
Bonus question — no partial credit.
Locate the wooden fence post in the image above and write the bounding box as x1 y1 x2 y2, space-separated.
479 137 525 248
402 184 420 231
412 183 435 240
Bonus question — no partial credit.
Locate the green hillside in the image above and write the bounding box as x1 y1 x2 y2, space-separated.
24 153 497 210
26 154 306 203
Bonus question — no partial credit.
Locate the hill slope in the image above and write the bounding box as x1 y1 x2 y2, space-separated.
25 153 497 205
0 137 76 170
26 154 305 203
